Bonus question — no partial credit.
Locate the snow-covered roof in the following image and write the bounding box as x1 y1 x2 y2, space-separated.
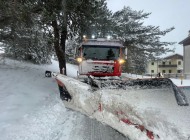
82 39 123 47
163 53 183 60
179 35 190 45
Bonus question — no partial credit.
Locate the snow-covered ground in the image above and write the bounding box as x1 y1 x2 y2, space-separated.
122 73 190 87
1 57 190 140
0 59 127 140
56 72 190 140
170 78 190 87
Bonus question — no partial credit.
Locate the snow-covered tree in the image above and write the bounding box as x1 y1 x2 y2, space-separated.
0 1 175 74
0 0 112 67
29 0 112 73
0 0 53 64
111 7 175 73
77 0 112 39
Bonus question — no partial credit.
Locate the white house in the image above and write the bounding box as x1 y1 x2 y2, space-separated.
147 54 183 78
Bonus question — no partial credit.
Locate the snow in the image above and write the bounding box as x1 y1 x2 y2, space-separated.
1 57 190 140
170 78 190 87
122 73 190 87
56 73 190 140
0 58 127 140
82 39 123 47
0 43 4 54
0 59 70 140
122 73 152 79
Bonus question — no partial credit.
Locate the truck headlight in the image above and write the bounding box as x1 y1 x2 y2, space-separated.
76 57 83 63
118 59 125 64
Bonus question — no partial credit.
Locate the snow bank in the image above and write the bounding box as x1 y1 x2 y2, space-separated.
56 74 190 140
1 57 190 140
122 73 190 87
0 59 82 140
170 78 190 87
0 58 128 140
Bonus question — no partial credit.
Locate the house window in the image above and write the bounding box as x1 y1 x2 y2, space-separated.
178 61 181 65
162 70 165 73
162 62 165 65
169 62 171 65
169 70 172 73
151 62 154 65
177 70 181 73
151 70 154 73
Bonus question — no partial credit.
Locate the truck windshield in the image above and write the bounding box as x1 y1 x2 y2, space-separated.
83 45 120 60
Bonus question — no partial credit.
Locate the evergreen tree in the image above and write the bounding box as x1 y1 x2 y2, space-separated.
0 0 112 67
0 0 53 64
0 1 175 74
111 7 175 73
27 0 112 73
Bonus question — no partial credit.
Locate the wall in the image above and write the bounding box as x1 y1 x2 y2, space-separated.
147 61 158 74
184 45 190 74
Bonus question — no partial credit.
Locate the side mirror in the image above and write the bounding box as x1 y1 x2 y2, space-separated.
74 46 81 59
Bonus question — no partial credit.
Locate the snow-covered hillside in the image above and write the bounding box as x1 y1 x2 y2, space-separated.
0 59 127 140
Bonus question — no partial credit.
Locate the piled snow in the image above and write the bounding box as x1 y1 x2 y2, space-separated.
57 74 190 140
1 57 190 140
0 58 127 140
0 59 77 140
170 78 190 87
122 73 190 87
122 73 152 79
0 43 5 54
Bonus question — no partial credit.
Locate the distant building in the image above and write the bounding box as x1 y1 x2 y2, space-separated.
147 54 183 78
179 31 190 79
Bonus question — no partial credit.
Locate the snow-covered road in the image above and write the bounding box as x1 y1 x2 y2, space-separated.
1 58 190 140
0 59 128 140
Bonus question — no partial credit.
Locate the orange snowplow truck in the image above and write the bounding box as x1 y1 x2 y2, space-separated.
75 38 127 77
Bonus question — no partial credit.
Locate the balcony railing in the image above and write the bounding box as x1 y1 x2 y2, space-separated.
158 64 177 68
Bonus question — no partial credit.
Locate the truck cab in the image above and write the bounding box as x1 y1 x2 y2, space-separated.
76 38 126 77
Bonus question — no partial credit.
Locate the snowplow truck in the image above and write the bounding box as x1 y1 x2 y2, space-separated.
76 38 126 77
45 38 188 140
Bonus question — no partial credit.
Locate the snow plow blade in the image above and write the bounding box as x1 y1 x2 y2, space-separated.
45 71 189 140
45 70 188 106
132 78 189 106
88 77 189 106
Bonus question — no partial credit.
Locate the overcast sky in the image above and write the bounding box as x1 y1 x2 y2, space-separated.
107 0 190 55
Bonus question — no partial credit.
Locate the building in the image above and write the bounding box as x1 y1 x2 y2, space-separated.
147 54 183 78
179 31 190 79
